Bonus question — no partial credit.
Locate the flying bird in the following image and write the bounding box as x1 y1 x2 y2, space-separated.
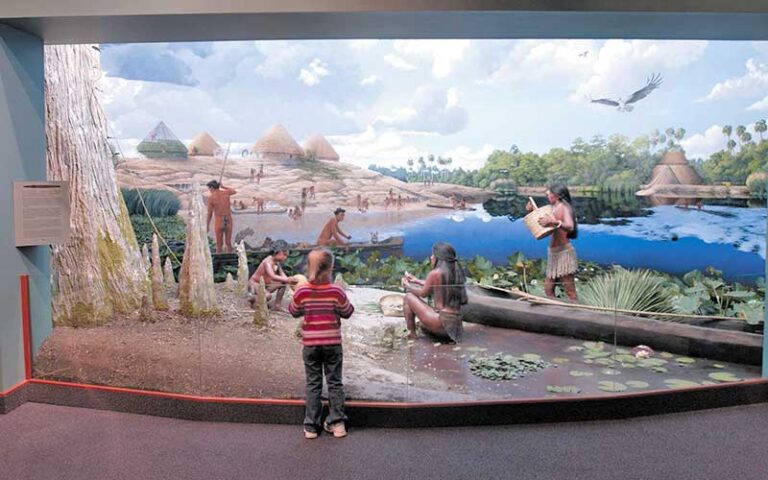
578 51 589 57
590 73 663 112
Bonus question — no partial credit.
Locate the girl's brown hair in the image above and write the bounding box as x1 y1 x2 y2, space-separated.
307 248 334 283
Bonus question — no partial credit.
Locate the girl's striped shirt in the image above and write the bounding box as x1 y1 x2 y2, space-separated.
289 283 354 346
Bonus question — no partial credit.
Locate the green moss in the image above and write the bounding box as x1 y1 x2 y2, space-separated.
96 231 140 315
54 301 109 328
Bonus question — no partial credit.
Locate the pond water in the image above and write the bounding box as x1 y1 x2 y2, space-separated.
375 196 766 283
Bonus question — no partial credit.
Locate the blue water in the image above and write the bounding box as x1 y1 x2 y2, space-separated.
372 206 766 283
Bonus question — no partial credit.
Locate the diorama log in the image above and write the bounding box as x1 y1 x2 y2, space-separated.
178 182 218 317
253 277 269 327
163 257 176 286
46 44 148 326
151 234 168 310
236 240 249 294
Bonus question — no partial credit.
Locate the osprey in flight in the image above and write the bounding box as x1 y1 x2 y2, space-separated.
590 73 663 112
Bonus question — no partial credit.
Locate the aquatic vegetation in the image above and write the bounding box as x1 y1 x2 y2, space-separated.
670 268 765 324
130 214 186 252
579 267 676 314
468 353 553 381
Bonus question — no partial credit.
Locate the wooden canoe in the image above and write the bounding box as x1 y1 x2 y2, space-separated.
232 208 288 215
462 285 763 365
211 236 404 271
426 202 477 211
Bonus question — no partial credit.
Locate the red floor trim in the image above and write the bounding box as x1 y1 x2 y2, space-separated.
0 380 29 398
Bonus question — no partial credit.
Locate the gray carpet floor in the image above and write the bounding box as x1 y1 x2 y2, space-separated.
1 402 767 480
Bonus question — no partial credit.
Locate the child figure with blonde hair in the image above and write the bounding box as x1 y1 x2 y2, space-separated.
289 248 354 439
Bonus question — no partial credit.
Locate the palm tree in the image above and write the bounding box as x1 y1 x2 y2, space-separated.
674 128 686 141
755 119 767 142
740 131 752 145
428 154 435 184
736 125 746 146
727 139 737 151
722 125 733 139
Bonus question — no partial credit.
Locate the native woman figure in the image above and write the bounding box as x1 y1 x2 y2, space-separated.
401 242 467 342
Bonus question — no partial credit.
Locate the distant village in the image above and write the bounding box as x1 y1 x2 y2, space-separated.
126 121 341 163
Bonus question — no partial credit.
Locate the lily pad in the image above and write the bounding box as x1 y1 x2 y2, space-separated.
676 357 696 365
664 379 700 389
597 381 628 392
566 346 585 352
639 358 668 368
626 380 650 389
708 372 743 383
569 370 594 377
595 358 616 366
552 357 570 364
660 352 674 359
546 385 582 394
601 368 622 376
651 366 668 373
522 353 542 362
711 364 725 369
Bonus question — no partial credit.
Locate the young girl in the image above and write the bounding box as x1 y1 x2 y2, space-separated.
289 248 354 439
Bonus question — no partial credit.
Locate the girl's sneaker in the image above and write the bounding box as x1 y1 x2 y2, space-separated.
323 421 347 438
304 429 318 439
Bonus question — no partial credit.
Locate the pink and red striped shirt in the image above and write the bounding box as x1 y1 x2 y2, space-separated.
289 283 354 346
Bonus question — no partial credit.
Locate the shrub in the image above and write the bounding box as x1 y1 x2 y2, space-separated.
122 188 181 217
579 267 676 314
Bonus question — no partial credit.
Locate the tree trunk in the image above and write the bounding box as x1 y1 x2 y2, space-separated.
178 182 218 317
46 45 148 326
163 257 176 286
151 234 168 310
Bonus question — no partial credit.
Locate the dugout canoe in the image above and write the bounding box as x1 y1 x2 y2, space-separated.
232 207 288 215
211 235 404 271
462 285 763 365
426 202 477 211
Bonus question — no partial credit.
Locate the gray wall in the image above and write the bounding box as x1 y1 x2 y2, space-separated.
0 23 49 391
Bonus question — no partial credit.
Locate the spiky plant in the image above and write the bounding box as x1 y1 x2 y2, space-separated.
579 267 675 314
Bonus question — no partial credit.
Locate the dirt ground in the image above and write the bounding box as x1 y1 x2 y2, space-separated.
34 284 761 402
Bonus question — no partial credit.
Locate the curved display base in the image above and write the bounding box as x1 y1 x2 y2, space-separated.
3 378 767 427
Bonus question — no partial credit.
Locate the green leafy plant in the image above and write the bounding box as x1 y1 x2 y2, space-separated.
579 267 676 313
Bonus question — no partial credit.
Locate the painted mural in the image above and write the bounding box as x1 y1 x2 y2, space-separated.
34 39 766 403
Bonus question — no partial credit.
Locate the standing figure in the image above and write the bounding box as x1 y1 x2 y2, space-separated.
400 242 467 341
525 183 579 301
206 180 237 253
317 208 351 246
289 248 354 439
309 185 316 199
362 197 370 213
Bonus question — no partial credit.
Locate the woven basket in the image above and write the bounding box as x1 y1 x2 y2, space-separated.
523 197 556 240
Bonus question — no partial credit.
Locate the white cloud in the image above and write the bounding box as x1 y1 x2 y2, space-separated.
747 95 768 111
700 59 768 102
350 40 379 51
360 75 380 86
384 54 416 71
328 126 426 169
680 124 728 159
573 40 707 103
253 42 308 79
393 40 471 78
298 58 330 86
374 86 468 135
441 144 496 170
485 40 596 86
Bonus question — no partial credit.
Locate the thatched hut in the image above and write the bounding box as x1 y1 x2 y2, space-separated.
639 150 704 206
303 134 340 161
647 151 703 187
188 132 221 156
250 124 304 161
137 121 188 159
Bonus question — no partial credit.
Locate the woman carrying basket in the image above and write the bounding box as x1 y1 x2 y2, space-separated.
525 183 579 301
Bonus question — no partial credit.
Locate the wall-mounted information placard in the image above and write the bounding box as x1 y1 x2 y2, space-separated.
13 181 71 247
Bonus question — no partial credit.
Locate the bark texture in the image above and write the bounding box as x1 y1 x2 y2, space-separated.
151 234 168 310
46 44 148 326
163 257 176 286
253 277 269 327
178 182 218 317
236 241 249 295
